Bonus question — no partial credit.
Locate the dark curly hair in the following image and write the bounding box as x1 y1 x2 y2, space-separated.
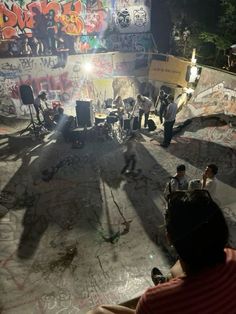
166 190 229 274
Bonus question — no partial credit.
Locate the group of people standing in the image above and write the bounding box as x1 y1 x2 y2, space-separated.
112 91 178 148
164 163 219 203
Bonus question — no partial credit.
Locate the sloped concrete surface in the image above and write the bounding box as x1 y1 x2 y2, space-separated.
1 107 236 313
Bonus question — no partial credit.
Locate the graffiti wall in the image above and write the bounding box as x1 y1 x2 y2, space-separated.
149 55 190 88
0 52 150 117
177 67 236 122
0 0 153 57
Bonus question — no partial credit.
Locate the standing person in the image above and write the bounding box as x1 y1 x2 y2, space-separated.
120 134 137 175
133 94 152 129
33 91 49 124
112 95 124 112
161 95 177 147
202 164 219 201
164 164 188 200
113 95 125 127
158 90 169 124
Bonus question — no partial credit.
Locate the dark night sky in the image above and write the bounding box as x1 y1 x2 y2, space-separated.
151 0 172 53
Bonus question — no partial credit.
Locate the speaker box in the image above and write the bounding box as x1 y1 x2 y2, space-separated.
76 100 93 127
19 85 34 105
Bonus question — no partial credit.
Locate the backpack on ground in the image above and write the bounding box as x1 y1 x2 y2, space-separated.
147 119 156 131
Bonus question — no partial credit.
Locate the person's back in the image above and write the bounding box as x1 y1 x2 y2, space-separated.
164 99 177 122
137 247 236 314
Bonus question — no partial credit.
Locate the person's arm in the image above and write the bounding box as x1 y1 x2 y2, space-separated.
86 305 135 314
164 103 172 120
135 295 150 314
170 178 178 192
202 171 207 189
170 259 185 278
131 101 138 117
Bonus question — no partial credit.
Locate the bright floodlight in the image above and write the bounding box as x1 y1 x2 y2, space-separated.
82 62 93 73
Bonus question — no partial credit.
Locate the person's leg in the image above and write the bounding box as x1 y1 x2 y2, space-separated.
159 104 164 124
144 111 149 128
138 109 144 129
165 120 175 145
86 305 135 314
163 122 168 145
119 296 141 310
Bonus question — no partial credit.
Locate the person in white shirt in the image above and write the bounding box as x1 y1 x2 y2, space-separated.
161 95 177 147
133 94 153 129
202 164 219 201
164 164 189 200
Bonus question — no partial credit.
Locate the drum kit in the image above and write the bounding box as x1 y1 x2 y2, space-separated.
94 107 138 132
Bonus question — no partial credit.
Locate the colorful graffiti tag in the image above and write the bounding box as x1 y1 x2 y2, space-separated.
0 0 152 57
0 52 150 117
177 67 236 122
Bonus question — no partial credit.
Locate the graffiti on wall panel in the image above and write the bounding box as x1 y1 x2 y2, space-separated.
106 33 153 53
19 72 73 97
114 6 150 33
0 0 151 58
177 67 236 122
0 52 150 118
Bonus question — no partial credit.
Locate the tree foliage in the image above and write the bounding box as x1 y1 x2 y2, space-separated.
166 0 236 67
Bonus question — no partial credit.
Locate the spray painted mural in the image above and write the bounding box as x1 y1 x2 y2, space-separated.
0 52 150 117
177 67 236 123
0 0 153 57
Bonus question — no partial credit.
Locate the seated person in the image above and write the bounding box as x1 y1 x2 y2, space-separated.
53 107 65 124
87 190 236 314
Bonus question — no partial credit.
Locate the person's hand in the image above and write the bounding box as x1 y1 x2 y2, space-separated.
202 171 207 181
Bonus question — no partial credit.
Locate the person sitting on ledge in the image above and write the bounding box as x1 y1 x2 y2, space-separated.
86 190 236 314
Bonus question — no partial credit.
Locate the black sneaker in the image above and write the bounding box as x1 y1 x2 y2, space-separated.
160 143 169 148
151 267 166 285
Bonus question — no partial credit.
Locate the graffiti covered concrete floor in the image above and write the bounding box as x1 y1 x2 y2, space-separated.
1 114 236 314
0 126 172 314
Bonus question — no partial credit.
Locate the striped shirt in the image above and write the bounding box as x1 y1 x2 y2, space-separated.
136 248 236 314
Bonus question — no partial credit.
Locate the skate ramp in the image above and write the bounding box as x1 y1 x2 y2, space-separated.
177 66 236 123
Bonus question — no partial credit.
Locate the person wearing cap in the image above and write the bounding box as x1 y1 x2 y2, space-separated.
33 91 49 124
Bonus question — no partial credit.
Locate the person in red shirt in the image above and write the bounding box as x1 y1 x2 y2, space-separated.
87 190 236 314
136 190 236 314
